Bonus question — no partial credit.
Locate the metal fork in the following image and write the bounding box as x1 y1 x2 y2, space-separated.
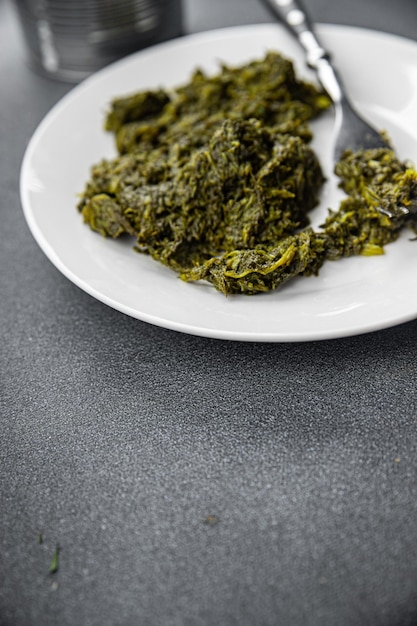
261 0 390 159
261 0 416 219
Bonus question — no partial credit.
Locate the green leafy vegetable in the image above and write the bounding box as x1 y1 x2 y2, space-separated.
78 51 417 295
324 148 417 261
49 544 60 574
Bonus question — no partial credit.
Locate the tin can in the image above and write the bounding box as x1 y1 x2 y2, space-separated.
12 0 183 82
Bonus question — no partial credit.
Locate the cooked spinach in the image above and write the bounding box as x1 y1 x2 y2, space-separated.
78 52 417 295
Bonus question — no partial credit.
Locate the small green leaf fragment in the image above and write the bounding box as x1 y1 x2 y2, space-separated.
360 243 385 256
49 544 60 575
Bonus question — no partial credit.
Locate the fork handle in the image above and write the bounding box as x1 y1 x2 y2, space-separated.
261 0 344 103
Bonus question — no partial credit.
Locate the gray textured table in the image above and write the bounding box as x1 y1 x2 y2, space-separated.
1 0 417 624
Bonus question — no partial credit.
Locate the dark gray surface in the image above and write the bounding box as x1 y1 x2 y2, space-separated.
2 0 417 624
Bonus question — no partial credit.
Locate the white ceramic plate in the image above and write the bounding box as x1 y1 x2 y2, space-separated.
20 24 417 342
